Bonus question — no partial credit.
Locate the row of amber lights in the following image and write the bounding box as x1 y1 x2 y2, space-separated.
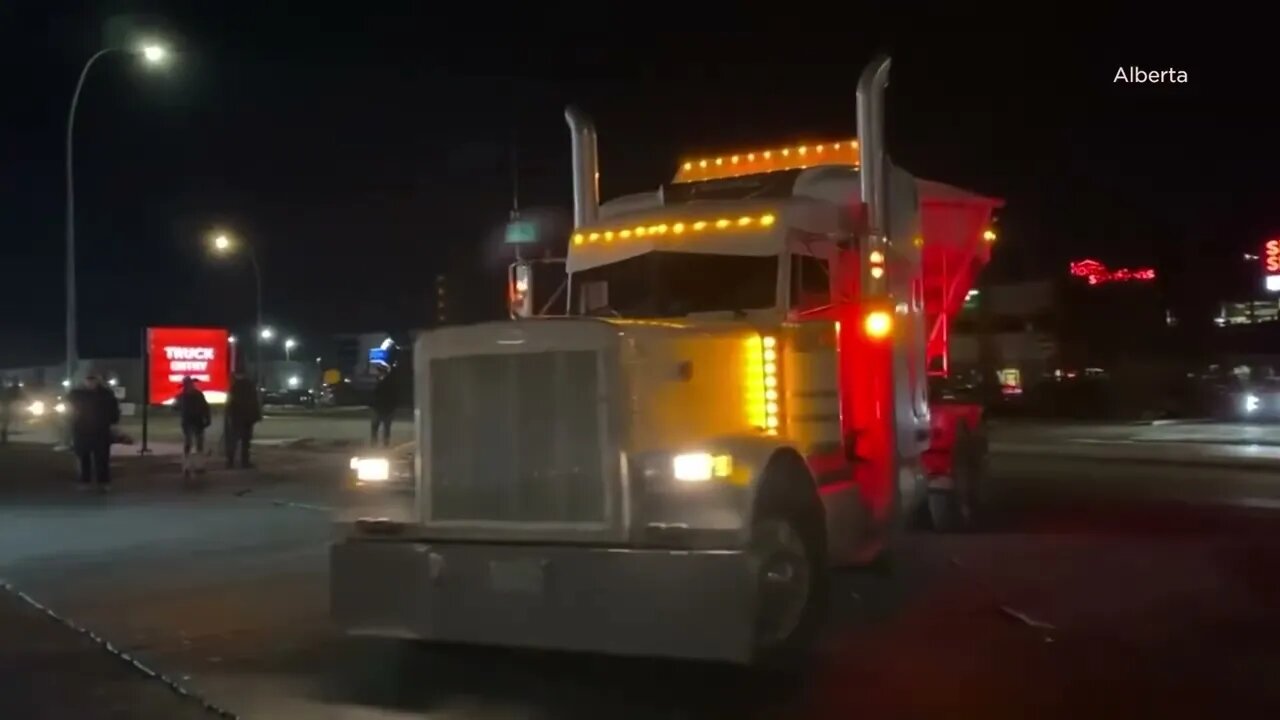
762 336 780 432
743 335 780 432
675 140 861 184
682 141 856 171
573 213 777 246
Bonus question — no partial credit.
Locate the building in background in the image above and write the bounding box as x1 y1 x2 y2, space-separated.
948 258 1169 410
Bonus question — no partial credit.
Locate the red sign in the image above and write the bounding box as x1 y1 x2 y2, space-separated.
1069 259 1156 285
147 327 230 405
1264 239 1280 274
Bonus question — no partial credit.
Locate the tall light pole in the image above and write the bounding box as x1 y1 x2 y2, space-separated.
284 337 297 362
210 232 264 381
66 41 169 384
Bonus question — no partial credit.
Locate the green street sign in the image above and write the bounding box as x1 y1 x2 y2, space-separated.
504 220 538 245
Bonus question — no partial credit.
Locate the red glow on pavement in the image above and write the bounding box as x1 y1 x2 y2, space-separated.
1069 259 1156 285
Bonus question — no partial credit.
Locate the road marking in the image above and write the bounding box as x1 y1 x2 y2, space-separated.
268 499 333 513
0 579 241 719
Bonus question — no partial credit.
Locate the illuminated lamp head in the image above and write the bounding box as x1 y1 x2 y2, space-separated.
864 310 892 339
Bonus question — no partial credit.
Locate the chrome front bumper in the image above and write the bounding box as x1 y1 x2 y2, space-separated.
330 538 757 663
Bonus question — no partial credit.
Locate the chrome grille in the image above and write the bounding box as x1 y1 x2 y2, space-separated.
428 350 605 523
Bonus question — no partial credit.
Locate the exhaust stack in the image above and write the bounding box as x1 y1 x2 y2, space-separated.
856 56 892 294
565 106 600 228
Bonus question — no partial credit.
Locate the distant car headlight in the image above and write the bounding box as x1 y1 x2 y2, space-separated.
28 400 45 417
1244 394 1261 414
350 456 390 482
54 402 67 414
671 452 733 482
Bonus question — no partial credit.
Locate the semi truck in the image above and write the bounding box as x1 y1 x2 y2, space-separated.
331 56 1003 664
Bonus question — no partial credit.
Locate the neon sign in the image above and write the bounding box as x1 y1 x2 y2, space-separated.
1069 259 1156 285
1264 239 1280 274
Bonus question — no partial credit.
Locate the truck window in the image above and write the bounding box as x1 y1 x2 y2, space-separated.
572 252 778 318
579 280 609 314
790 253 830 311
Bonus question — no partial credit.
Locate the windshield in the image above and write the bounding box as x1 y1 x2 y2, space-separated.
572 252 777 318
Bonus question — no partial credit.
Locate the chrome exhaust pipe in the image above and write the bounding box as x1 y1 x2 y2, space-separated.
564 106 600 228
857 56 891 240
856 55 892 294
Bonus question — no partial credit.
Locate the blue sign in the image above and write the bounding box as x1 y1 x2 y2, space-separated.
368 348 390 366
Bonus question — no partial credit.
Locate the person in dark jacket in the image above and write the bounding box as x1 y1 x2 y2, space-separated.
370 364 396 447
67 374 120 491
177 376 211 476
224 371 261 469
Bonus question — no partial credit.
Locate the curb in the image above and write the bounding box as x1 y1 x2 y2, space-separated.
1122 437 1280 449
0 580 240 719
992 444 1280 473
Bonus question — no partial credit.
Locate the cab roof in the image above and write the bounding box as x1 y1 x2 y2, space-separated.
566 166 1002 274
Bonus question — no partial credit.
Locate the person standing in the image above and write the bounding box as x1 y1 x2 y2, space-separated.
224 371 261 469
176 376 211 478
67 374 119 491
0 379 19 444
370 364 396 447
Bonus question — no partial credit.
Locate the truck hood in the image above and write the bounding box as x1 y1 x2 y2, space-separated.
419 317 623 359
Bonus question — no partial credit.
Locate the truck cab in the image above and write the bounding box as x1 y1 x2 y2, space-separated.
331 56 1002 664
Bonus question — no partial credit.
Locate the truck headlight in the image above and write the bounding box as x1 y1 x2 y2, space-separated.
28 400 45 417
351 456 390 482
671 452 733 482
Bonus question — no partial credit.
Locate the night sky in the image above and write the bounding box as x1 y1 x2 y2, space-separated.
2 6 1275 365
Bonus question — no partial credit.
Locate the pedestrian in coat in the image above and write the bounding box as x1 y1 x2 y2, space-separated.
67 374 120 491
224 372 261 469
177 376 211 477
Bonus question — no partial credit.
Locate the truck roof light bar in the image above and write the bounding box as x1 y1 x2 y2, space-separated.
672 140 859 184
572 212 776 246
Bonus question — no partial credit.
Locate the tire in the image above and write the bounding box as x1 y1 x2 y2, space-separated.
926 425 984 532
750 503 828 668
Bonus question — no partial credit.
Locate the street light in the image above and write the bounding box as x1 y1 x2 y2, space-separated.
284 337 297 361
66 40 171 385
260 327 274 341
141 44 168 64
209 231 265 380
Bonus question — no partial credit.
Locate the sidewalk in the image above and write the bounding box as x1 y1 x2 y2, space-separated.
992 420 1280 446
1125 422 1280 446
0 585 224 719
0 442 339 502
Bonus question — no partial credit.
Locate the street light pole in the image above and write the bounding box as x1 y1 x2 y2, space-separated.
66 43 169 384
246 247 263 383
66 48 116 385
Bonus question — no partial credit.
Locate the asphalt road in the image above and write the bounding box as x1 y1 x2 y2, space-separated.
2 430 1279 718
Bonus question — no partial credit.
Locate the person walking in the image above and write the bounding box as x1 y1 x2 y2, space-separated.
176 376 211 479
67 374 120 491
0 379 19 444
370 364 396 447
224 371 261 469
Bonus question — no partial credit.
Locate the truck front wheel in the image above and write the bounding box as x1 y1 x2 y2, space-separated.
751 498 828 665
